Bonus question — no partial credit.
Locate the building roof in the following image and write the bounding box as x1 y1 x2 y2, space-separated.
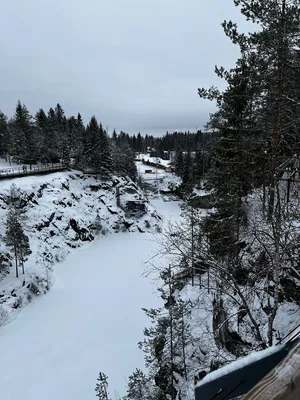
195 339 300 400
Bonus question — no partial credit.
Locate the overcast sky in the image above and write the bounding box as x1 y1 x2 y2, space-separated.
0 0 248 136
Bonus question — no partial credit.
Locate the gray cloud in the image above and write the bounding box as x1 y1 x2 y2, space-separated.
0 0 247 135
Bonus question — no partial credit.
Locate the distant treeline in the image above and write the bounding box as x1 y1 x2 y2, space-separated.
112 130 216 157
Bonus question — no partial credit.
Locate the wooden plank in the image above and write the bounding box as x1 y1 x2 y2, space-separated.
244 341 300 400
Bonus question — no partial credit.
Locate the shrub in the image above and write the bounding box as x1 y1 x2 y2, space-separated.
145 220 151 229
0 306 8 326
13 296 23 309
29 281 41 295
114 222 120 232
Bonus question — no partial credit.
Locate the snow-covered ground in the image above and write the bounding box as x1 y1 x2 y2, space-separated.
0 171 182 400
0 156 19 172
135 153 171 167
136 161 181 194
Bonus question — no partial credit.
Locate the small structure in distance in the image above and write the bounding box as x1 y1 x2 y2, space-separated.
116 180 147 218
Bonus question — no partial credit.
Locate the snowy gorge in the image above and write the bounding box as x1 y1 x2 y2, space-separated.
0 165 298 400
0 169 162 326
0 162 183 400
0 162 300 400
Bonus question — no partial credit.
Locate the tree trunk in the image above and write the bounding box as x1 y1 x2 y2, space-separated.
181 306 188 381
191 205 195 286
268 189 281 346
268 108 279 220
14 243 18 278
234 281 265 346
20 248 25 275
268 0 286 219
168 266 175 400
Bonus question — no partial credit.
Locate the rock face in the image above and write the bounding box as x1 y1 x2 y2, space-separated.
0 171 161 325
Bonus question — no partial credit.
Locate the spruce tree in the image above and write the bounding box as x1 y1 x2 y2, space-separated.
8 101 27 162
175 150 184 177
18 231 31 275
199 58 265 257
0 111 9 157
15 101 36 165
94 213 102 234
61 123 71 166
181 152 193 191
95 372 109 400
4 184 30 278
74 113 85 165
56 107 68 162
193 150 203 187
112 142 137 181
221 0 300 217
54 103 65 129
35 108 49 162
46 108 60 163
111 129 118 143
125 369 149 400
4 209 29 278
136 132 143 153
85 116 100 172
98 124 113 178
141 265 193 400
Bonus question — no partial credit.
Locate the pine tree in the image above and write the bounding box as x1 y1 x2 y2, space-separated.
85 116 100 172
18 231 31 275
125 369 149 400
199 58 264 257
131 134 137 151
140 306 173 398
4 184 30 278
193 150 203 187
136 132 143 153
140 264 193 400
221 0 300 217
46 107 60 163
112 142 137 181
55 104 68 161
74 113 85 165
174 150 184 177
98 124 113 177
16 101 36 165
35 108 49 162
198 0 300 249
61 123 71 166
0 111 9 157
112 129 118 144
54 103 65 129
4 209 28 278
95 372 109 400
181 152 193 191
8 101 27 161
94 212 102 234
4 209 19 278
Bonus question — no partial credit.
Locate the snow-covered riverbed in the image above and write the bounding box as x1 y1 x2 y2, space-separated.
0 198 181 400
